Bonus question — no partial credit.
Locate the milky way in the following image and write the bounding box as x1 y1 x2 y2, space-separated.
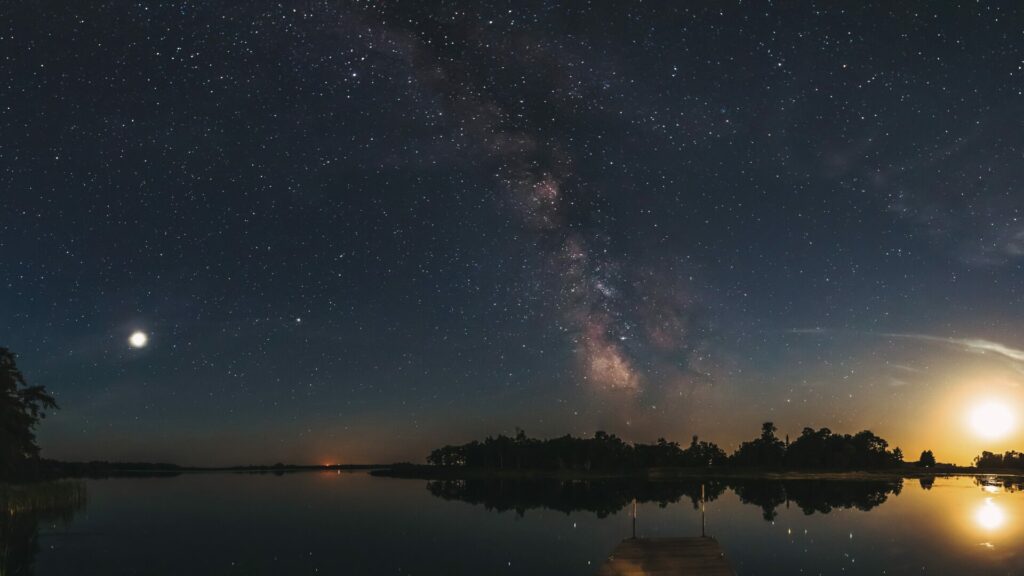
3 2 1024 464
355 3 712 400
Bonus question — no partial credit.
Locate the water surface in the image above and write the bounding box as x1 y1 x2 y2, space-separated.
7 473 1024 574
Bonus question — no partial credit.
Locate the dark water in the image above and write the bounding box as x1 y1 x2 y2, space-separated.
5 473 1024 574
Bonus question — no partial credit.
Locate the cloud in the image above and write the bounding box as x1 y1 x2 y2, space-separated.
881 334 1024 363
791 328 1024 364
887 363 925 374
791 329 1024 374
788 327 829 335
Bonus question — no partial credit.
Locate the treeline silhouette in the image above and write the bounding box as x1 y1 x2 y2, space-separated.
428 429 726 470
425 477 902 521
426 423 904 471
745 424 904 469
974 451 1024 470
37 460 183 479
34 460 385 479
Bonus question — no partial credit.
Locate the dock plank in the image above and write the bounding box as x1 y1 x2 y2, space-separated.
596 537 735 576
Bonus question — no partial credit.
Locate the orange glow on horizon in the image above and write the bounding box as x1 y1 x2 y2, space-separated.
914 367 1024 466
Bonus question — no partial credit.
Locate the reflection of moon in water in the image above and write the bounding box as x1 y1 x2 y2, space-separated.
975 498 1006 531
969 400 1015 440
129 331 149 348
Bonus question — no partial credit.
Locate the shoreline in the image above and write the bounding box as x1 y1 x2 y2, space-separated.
11 462 1024 483
370 464 1024 482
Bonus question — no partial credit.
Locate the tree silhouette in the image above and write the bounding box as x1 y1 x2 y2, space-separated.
422 424 903 472
681 435 728 467
973 450 1024 470
0 348 58 480
425 430 727 472
730 422 787 467
917 450 936 468
780 427 903 469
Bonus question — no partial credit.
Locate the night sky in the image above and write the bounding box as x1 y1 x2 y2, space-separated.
3 2 1024 466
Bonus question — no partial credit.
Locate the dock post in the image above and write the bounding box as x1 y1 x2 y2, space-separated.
632 498 637 539
701 483 706 537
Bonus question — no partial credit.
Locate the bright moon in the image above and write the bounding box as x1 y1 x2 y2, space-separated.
968 400 1015 440
129 331 149 348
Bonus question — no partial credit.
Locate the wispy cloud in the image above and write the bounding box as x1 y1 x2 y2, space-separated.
788 327 829 335
790 328 1024 367
881 334 1024 363
887 363 925 374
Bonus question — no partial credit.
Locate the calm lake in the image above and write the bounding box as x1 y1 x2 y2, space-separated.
8 473 1024 574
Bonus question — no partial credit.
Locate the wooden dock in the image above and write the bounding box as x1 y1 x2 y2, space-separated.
596 537 735 576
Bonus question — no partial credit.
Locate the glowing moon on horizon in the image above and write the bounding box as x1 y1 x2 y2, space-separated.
968 400 1015 440
129 331 149 349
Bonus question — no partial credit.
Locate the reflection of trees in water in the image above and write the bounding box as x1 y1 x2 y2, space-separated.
729 480 788 521
1 481 86 576
427 478 726 518
426 477 902 522
975 475 1024 493
731 479 902 521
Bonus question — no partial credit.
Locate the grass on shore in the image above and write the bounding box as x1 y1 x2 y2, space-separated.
1 480 87 518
